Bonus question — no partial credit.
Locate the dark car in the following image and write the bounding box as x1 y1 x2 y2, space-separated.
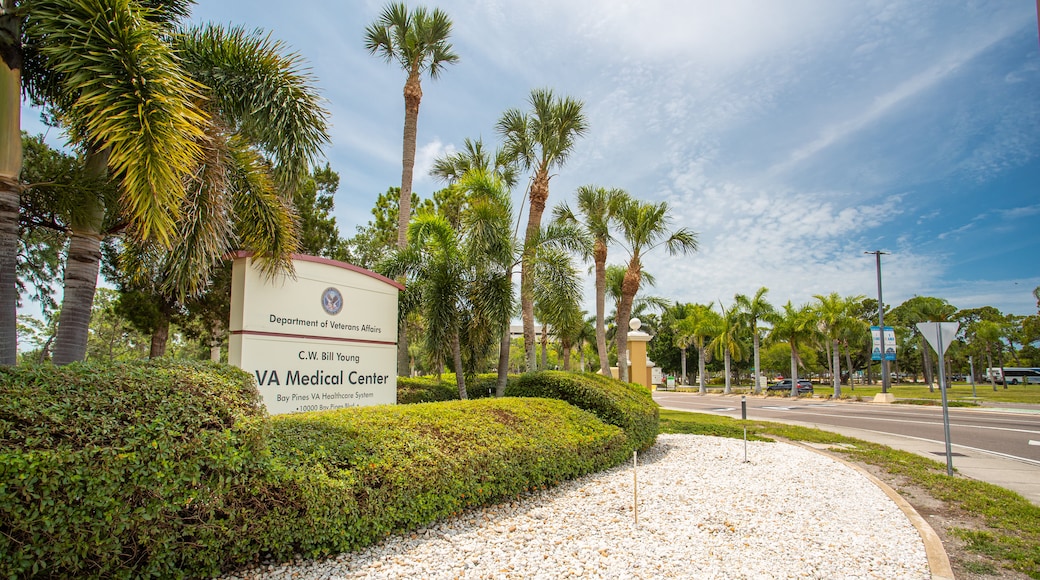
766 379 813 395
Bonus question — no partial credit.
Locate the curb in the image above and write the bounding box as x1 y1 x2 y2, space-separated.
790 441 955 580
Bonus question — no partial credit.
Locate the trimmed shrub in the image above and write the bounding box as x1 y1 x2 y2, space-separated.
505 371 659 451
397 373 514 404
0 360 269 579
249 397 628 560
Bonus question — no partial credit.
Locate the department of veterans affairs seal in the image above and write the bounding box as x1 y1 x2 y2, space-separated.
321 287 343 315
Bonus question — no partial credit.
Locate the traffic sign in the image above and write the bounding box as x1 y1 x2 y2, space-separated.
916 322 959 356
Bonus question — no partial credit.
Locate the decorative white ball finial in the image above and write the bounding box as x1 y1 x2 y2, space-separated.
629 317 641 331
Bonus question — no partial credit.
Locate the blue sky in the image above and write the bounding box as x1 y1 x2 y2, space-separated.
24 1 1040 318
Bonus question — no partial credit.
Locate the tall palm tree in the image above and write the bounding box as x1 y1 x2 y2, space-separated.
552 185 628 376
496 88 587 371
814 293 863 398
676 303 720 394
770 301 817 396
613 198 697 382
974 320 1003 391
16 1 209 364
734 287 776 394
365 2 458 376
709 302 746 394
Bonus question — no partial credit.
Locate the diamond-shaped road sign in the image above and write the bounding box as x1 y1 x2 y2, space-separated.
916 322 960 356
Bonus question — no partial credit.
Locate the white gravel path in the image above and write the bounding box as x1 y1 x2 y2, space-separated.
221 434 931 579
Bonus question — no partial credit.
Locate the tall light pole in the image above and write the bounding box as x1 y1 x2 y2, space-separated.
866 250 890 394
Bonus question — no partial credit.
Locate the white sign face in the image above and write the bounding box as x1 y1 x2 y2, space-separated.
228 253 402 414
916 322 960 356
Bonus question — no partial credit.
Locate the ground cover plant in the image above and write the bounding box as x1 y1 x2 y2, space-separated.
659 409 1040 578
1 362 654 578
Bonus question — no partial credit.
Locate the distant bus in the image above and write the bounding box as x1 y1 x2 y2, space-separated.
985 367 1040 385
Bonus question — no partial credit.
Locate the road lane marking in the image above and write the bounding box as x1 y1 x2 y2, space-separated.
1030 440 1040 446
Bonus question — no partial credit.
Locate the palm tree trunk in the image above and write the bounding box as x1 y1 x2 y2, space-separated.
789 347 799 396
832 338 842 398
561 339 571 370
680 347 687 385
452 331 467 400
496 317 510 397
752 332 762 394
52 146 108 365
396 73 422 377
149 313 170 358
615 261 640 383
540 321 548 369
594 245 610 375
723 352 731 394
51 230 102 364
521 171 549 371
0 25 21 366
843 340 854 391
698 345 707 394
209 319 223 362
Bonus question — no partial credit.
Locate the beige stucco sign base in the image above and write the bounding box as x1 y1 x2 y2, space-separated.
228 252 402 415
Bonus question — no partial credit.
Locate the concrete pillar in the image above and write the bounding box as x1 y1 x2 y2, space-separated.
626 318 653 389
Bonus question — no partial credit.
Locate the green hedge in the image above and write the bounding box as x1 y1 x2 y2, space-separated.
249 397 628 559
0 363 638 577
0 360 269 579
505 371 659 451
397 373 513 404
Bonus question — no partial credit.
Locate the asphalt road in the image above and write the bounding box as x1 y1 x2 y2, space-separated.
652 391 1040 504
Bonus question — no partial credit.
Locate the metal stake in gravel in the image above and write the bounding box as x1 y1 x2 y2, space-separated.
742 396 749 463
632 451 638 525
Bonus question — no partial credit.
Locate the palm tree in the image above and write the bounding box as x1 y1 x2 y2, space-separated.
709 302 746 394
677 303 720 394
111 24 329 358
382 171 513 399
770 301 817 396
613 198 698 382
552 185 628 376
814 293 863 398
496 88 588 371
430 137 517 190
664 302 697 385
734 287 776 394
15 1 213 365
365 2 459 376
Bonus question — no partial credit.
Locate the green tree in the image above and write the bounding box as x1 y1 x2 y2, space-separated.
612 197 697 382
553 185 628 376
1 0 208 365
677 303 720 394
107 24 329 358
294 164 347 259
734 287 776 394
892 296 958 391
497 88 587 371
708 302 746 394
663 302 697 385
814 292 864 398
365 2 458 377
770 301 817 396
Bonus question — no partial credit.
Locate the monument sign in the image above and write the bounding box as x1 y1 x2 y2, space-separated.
228 252 402 414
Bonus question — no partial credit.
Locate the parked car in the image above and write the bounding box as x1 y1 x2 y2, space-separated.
766 379 813 395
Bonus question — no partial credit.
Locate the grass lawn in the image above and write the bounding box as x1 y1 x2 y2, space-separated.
691 382 1040 405
658 409 1040 579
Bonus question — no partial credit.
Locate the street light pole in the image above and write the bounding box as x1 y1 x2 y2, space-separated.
866 250 890 394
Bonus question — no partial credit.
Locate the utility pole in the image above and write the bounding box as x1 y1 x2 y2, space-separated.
866 251 891 394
